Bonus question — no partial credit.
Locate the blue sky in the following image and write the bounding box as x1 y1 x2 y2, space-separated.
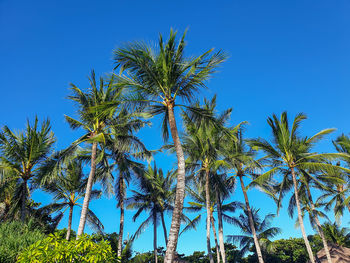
1 0 350 255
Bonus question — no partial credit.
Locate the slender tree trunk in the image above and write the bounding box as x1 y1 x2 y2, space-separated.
117 177 125 258
306 186 333 263
216 192 226 263
77 141 98 238
66 205 74 240
161 211 168 245
154 210 158 263
210 210 221 263
164 104 186 263
290 167 315 263
205 169 215 263
239 175 264 263
21 179 28 222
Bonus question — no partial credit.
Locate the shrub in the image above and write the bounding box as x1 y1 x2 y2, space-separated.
0 220 46 263
17 234 119 263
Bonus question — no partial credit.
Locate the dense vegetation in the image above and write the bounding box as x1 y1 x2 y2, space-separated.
0 221 46 263
17 234 116 263
1 30 350 263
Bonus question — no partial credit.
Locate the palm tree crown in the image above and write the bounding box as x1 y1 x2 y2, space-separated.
227 208 281 256
113 29 226 133
127 163 175 263
43 159 103 240
127 163 175 239
321 223 350 247
0 117 55 221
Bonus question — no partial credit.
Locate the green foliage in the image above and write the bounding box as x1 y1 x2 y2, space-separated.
127 247 166 263
17 234 118 263
92 231 135 261
129 252 162 263
321 222 350 247
128 244 242 263
182 251 207 263
54 228 76 239
224 243 244 263
0 220 46 263
93 232 134 262
244 236 323 263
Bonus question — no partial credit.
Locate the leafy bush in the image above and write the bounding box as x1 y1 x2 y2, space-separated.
0 220 46 263
17 234 119 263
54 228 76 239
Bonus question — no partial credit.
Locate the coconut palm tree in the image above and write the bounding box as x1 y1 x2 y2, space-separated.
286 169 343 263
181 96 234 263
222 128 266 263
184 183 241 263
65 70 129 238
113 30 226 262
226 208 281 259
249 112 350 263
188 184 220 263
43 159 103 240
321 223 350 247
212 172 236 263
127 164 175 263
0 117 55 221
326 135 350 218
105 118 150 257
318 174 350 224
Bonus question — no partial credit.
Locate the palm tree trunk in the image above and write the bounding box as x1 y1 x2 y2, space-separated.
77 141 98 238
154 210 158 263
205 169 215 263
117 178 125 258
239 175 264 263
66 205 74 240
291 167 315 263
161 211 168 245
164 105 186 263
21 179 28 222
216 192 226 263
306 186 333 263
210 210 221 263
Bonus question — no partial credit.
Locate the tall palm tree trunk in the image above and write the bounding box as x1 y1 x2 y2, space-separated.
239 175 264 263
117 178 125 258
306 187 333 263
154 210 158 263
216 192 226 263
77 141 98 238
161 211 168 245
21 180 28 222
164 105 186 263
205 169 215 263
66 205 74 240
291 167 315 263
210 210 221 263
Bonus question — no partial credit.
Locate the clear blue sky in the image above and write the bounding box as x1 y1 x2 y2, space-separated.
1 0 350 255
